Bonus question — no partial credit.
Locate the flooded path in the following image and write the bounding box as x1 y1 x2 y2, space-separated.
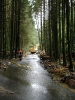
0 54 75 100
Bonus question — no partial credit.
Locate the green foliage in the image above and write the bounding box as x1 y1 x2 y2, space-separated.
0 0 40 58
20 0 39 51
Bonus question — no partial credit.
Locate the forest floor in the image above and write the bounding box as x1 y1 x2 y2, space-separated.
0 58 19 95
39 54 75 93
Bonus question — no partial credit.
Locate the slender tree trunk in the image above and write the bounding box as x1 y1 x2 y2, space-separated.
62 0 66 66
58 0 62 64
2 0 6 59
10 0 15 58
66 0 73 71
40 2 43 50
0 0 3 58
48 0 52 58
43 0 46 53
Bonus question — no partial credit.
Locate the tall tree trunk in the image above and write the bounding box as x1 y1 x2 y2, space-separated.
58 0 62 64
66 0 73 71
2 0 6 59
40 1 43 50
51 0 58 61
0 0 3 58
10 0 15 58
43 0 46 53
62 0 66 66
48 0 52 58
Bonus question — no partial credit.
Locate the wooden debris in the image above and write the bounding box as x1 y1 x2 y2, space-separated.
40 54 50 60
68 79 75 88
39 53 75 89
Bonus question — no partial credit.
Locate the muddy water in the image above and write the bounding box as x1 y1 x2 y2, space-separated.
0 54 75 100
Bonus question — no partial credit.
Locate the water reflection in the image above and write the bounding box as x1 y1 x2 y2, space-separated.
31 83 48 94
2 65 30 86
0 54 75 100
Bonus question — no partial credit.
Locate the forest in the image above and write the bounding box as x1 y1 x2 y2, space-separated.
0 0 75 72
0 0 39 59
